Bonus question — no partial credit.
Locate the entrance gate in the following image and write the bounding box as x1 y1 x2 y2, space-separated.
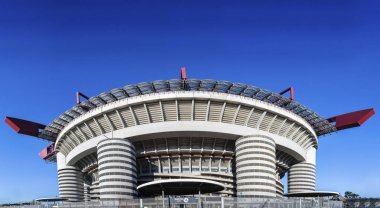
168 197 199 208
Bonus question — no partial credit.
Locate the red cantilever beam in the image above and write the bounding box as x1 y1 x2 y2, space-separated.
327 108 375 130
39 143 56 160
4 117 46 137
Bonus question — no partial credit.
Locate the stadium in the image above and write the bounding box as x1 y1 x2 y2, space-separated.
5 69 375 203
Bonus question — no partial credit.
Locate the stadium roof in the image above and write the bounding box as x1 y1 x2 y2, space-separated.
39 79 337 141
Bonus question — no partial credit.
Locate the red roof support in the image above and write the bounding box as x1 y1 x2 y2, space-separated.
4 117 45 137
76 91 90 105
327 108 375 130
279 86 295 100
39 143 56 160
181 67 187 80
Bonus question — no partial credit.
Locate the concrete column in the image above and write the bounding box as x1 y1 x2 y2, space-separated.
56 152 84 202
97 138 137 200
90 180 100 200
57 166 84 201
235 135 276 198
275 173 284 198
288 147 316 193
84 183 90 202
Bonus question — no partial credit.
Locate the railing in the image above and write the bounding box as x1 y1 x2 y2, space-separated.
0 197 344 208
345 198 380 208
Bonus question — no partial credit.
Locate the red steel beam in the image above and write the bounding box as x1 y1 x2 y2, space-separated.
327 108 375 130
181 67 187 80
76 91 90 104
39 143 56 160
279 86 295 100
4 117 46 137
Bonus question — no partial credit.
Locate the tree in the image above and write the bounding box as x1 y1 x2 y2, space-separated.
344 191 360 199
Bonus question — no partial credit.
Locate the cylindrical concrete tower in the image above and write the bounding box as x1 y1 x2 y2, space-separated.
288 162 316 193
288 147 316 193
235 135 276 198
56 152 84 202
57 166 84 202
97 138 137 200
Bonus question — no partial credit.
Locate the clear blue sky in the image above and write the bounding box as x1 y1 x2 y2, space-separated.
0 0 379 203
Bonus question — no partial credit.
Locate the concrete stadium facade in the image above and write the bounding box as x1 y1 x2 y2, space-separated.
52 80 323 201
6 78 374 202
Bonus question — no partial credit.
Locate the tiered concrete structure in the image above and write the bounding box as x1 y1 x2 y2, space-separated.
288 162 316 193
97 138 137 200
5 75 375 201
48 79 326 201
57 154 84 202
235 135 277 197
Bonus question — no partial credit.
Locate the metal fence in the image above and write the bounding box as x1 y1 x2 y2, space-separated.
345 199 380 208
0 197 344 208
